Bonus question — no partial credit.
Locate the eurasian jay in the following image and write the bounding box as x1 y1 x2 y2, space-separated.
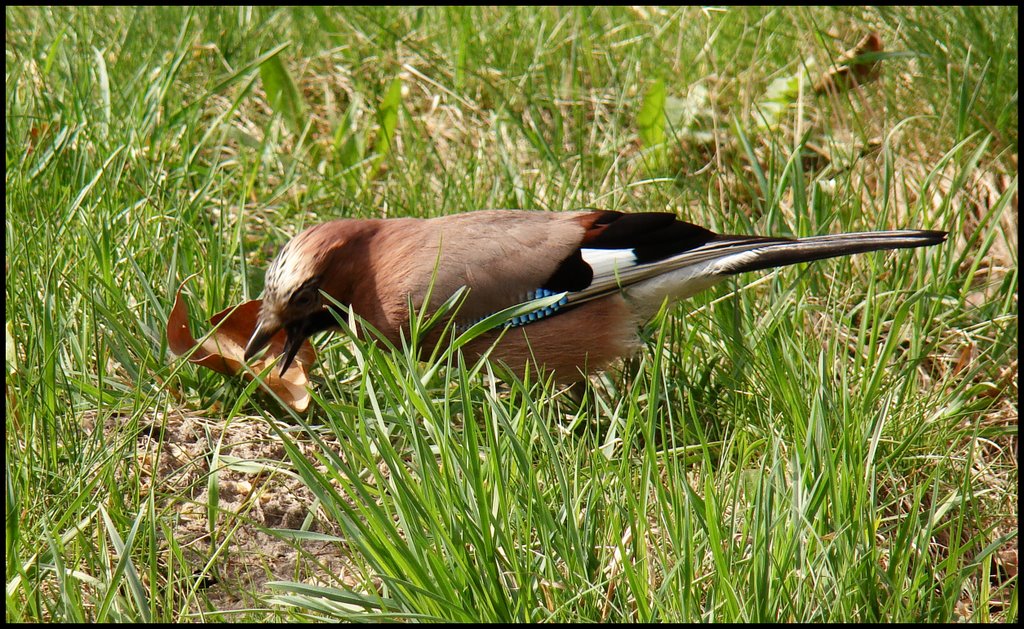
244 210 946 381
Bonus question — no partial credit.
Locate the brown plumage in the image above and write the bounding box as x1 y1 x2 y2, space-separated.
244 209 946 382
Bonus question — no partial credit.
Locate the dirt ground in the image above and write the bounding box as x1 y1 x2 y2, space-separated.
85 408 365 618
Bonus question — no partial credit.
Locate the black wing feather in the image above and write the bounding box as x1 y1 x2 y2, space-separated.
581 211 718 263
542 210 719 291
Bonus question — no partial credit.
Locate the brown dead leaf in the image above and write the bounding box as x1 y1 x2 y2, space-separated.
952 342 975 377
167 280 316 412
27 122 53 155
815 32 884 95
997 543 1018 580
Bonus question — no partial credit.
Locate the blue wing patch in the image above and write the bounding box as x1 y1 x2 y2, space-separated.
506 288 570 327
458 288 571 333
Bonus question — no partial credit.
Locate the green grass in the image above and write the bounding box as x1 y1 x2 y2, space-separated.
6 5 1017 622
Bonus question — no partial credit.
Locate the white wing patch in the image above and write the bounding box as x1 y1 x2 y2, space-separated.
580 248 637 281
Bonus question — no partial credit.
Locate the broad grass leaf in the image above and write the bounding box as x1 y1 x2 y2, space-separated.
637 78 667 148
368 76 403 180
260 52 307 134
333 93 367 189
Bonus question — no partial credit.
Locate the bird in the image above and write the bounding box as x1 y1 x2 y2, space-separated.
244 209 946 382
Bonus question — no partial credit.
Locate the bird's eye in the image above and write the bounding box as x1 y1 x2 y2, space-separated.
291 288 319 309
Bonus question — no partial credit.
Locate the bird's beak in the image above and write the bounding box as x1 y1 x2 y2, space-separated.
244 316 280 363
244 314 308 377
278 325 306 376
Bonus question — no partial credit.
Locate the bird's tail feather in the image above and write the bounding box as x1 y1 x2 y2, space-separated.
720 230 948 274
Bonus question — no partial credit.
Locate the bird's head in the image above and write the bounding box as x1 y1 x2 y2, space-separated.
244 221 362 374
